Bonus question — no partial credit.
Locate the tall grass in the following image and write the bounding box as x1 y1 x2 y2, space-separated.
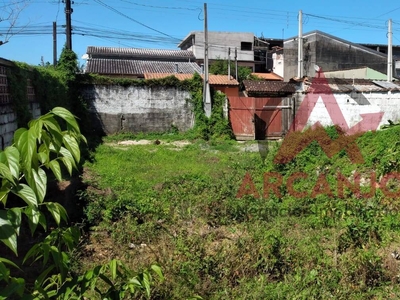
80 126 400 299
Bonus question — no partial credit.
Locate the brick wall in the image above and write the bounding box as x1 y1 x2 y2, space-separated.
0 61 41 148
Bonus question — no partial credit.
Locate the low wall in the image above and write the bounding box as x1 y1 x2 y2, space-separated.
82 84 194 134
294 91 400 130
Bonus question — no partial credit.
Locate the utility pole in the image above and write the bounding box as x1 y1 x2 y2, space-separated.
53 21 57 66
235 47 238 80
64 0 73 50
203 3 211 117
387 19 393 82
298 10 303 78
228 47 231 79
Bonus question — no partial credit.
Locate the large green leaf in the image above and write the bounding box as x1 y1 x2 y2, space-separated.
48 160 62 182
62 133 80 163
0 180 11 206
12 128 27 145
32 168 47 203
60 147 76 175
40 130 52 155
48 127 64 153
0 162 16 185
38 151 48 165
16 130 37 171
61 157 73 176
51 107 80 133
8 208 22 236
0 210 18 255
24 206 40 235
46 202 68 226
4 146 20 180
0 257 20 270
11 184 38 207
41 114 62 132
59 146 75 160
28 118 43 140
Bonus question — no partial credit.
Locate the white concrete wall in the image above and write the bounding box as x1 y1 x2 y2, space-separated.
295 91 400 130
272 53 284 78
83 85 194 134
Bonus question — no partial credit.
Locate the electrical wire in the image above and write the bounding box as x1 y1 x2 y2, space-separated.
92 0 180 41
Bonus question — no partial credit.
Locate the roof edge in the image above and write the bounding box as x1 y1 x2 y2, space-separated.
284 30 388 58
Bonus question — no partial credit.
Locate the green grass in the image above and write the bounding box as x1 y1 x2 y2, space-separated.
80 127 400 299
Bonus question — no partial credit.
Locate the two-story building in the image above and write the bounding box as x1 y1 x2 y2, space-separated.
178 31 256 71
283 30 389 81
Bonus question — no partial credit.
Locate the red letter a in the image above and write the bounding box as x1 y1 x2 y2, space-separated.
236 172 260 199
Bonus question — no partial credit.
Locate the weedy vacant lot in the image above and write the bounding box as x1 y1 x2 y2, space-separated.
79 127 400 299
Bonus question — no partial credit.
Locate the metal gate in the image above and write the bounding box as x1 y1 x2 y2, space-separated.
228 96 292 140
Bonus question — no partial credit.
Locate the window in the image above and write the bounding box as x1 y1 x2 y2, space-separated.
241 42 252 51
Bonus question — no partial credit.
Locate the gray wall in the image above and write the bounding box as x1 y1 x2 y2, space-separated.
82 85 194 134
284 32 388 81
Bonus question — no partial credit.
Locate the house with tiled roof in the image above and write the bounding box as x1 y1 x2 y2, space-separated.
251 72 283 81
84 46 201 78
86 46 196 61
242 80 296 97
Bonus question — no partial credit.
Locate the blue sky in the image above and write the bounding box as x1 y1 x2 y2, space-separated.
1 0 400 66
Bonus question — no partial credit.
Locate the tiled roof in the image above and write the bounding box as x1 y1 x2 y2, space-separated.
251 72 283 81
87 46 195 60
144 73 239 86
305 78 400 93
243 80 296 94
206 74 240 86
85 59 202 75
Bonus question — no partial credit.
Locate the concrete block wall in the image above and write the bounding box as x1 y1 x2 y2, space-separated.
0 102 41 148
83 84 194 134
30 102 41 120
0 105 18 148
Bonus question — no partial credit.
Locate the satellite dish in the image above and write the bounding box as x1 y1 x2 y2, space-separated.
81 54 89 60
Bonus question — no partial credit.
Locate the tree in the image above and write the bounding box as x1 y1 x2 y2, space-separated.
57 47 79 80
0 0 30 45
208 58 254 83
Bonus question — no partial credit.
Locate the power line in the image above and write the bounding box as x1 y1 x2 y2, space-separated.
117 0 201 11
93 0 180 41
304 13 387 30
